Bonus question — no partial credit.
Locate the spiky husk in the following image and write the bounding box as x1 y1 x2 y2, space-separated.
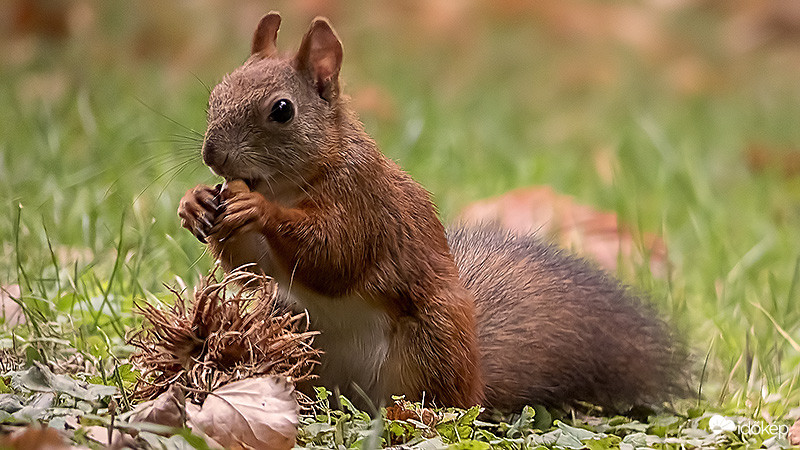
129 268 319 404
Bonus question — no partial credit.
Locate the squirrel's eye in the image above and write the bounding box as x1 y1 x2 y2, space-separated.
268 99 294 123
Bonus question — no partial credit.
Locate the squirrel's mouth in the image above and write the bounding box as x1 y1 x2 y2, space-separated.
219 172 271 196
221 177 258 191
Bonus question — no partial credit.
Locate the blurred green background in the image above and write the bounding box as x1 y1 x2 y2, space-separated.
2 0 800 412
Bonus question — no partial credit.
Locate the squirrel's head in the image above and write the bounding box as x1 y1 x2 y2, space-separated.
202 12 343 198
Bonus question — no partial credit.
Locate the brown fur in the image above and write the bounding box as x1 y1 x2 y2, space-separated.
178 12 684 411
179 14 482 408
448 227 686 411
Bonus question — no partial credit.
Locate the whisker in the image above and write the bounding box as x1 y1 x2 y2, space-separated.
137 150 197 171
172 132 205 142
246 153 326 210
151 159 204 202
145 136 203 146
175 148 201 156
100 150 198 200
134 97 203 138
191 72 213 96
132 158 198 202
264 173 277 198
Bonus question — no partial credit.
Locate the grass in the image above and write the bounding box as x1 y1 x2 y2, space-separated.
2 0 800 447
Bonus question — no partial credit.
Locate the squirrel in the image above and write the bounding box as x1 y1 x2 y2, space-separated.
178 12 686 412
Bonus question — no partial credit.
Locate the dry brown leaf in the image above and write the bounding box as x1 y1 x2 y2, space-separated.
130 384 186 428
6 0 70 38
114 385 225 449
385 398 439 445
790 417 800 446
63 415 114 447
0 425 70 450
723 0 800 52
664 55 717 96
83 425 113 447
593 146 617 186
289 0 341 20
185 402 229 448
16 71 69 108
351 84 396 121
746 144 800 178
0 284 25 327
190 376 298 450
495 0 671 58
385 402 437 427
416 0 476 40
457 186 668 278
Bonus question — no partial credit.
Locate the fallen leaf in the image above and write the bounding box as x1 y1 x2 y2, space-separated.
386 400 438 427
415 0 476 40
724 0 800 52
130 384 186 429
791 418 800 446
457 186 668 278
746 144 800 178
0 284 24 327
0 425 70 450
190 376 298 450
7 0 70 38
289 0 341 21
83 425 113 447
495 0 672 58
351 84 396 121
13 392 54 421
0 394 24 414
593 146 617 186
664 55 717 96
16 71 69 108
114 386 222 448
12 362 117 402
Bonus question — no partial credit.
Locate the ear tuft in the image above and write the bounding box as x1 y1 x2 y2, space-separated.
251 11 282 58
294 17 343 102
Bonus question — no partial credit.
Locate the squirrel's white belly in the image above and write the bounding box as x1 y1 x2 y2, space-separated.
278 279 393 406
232 230 394 404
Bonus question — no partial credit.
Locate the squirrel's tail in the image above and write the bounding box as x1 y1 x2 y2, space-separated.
447 226 688 412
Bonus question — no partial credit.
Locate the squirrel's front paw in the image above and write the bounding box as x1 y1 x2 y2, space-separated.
210 180 271 241
178 184 223 243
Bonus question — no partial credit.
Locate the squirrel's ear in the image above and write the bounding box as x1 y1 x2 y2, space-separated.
294 17 343 102
251 11 281 57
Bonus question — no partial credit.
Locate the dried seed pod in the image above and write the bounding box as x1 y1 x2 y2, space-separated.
129 268 320 404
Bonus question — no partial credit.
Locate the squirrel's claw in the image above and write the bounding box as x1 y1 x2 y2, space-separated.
178 184 223 244
193 227 208 244
199 213 214 230
209 189 268 241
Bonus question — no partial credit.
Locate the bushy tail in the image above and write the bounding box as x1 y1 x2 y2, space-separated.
447 226 688 412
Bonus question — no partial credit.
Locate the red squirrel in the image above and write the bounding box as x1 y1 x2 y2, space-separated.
178 12 685 411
